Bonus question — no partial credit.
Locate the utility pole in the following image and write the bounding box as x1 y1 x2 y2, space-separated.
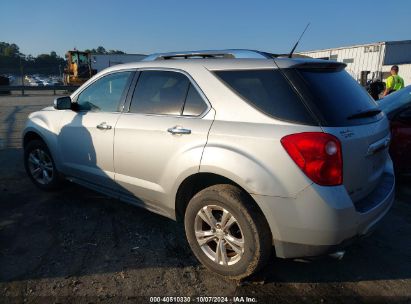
19 54 24 95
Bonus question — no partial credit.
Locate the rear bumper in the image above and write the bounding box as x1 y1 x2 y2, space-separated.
252 171 395 259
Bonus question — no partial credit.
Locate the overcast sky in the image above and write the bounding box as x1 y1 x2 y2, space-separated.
2 0 410 57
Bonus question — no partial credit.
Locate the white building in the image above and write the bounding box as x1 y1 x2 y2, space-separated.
299 40 411 86
90 54 146 73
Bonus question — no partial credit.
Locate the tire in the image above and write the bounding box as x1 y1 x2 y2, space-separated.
184 184 272 279
24 139 61 191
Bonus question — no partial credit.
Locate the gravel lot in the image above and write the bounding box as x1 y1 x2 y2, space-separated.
0 93 410 303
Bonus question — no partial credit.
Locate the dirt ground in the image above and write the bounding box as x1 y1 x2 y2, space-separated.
0 94 411 303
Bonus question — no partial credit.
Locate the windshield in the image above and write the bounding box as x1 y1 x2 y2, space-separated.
78 53 88 64
377 85 411 114
71 53 78 64
71 52 88 65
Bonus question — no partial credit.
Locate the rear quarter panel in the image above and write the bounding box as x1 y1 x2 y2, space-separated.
200 120 321 198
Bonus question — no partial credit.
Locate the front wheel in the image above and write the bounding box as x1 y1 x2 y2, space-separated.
184 184 272 279
24 139 61 191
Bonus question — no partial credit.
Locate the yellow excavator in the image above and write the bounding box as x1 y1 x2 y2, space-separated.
63 50 95 85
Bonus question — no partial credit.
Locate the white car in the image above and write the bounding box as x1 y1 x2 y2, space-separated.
22 50 395 279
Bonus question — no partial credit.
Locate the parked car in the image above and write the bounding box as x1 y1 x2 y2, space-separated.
28 80 40 86
42 80 52 86
377 85 411 175
51 80 63 86
0 75 11 95
28 80 44 87
22 50 395 279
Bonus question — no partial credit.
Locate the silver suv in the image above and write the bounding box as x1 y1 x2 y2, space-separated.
23 50 395 279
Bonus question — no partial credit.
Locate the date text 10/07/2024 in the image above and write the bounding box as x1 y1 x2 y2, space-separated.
149 296 258 303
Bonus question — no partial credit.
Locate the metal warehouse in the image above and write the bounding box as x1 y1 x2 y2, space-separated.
299 40 411 86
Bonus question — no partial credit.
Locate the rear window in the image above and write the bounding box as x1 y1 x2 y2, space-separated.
214 70 316 125
285 69 382 126
216 68 382 127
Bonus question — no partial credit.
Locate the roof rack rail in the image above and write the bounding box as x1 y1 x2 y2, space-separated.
142 49 277 61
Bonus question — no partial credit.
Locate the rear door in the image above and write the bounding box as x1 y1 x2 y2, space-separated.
324 119 390 202
113 69 214 211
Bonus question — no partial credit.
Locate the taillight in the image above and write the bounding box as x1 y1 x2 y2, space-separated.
281 132 343 186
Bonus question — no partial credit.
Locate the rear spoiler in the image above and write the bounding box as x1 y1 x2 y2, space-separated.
291 61 347 71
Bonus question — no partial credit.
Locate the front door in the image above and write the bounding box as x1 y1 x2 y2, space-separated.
58 70 133 189
114 70 214 211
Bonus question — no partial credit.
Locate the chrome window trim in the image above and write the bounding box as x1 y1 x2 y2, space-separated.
128 67 212 119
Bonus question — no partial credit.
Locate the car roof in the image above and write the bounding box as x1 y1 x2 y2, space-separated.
102 57 341 73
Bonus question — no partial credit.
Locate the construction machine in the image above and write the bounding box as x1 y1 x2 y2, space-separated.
63 50 95 85
64 50 146 85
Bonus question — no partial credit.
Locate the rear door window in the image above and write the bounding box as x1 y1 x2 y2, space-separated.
130 71 189 115
129 70 208 116
214 69 316 125
182 84 208 116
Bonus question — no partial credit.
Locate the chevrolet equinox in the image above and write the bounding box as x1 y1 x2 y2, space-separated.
23 50 395 279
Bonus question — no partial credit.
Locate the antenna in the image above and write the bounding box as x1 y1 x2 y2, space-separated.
288 23 310 58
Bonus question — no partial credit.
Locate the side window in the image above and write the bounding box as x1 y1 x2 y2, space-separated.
215 69 316 124
76 71 132 112
130 71 189 115
182 84 208 116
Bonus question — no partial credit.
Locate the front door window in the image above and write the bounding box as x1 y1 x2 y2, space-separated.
76 71 132 112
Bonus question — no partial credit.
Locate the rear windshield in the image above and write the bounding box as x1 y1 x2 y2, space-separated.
214 70 316 125
289 69 381 126
215 68 381 127
377 85 411 114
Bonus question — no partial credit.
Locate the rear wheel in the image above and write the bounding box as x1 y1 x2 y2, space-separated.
24 139 61 191
184 184 272 279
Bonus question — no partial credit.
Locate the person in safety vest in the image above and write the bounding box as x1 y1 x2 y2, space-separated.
383 65 404 96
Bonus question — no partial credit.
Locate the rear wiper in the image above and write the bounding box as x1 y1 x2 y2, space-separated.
347 109 381 120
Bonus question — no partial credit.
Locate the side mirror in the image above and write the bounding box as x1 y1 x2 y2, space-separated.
53 96 72 110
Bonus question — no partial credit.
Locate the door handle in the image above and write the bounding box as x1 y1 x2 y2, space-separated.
167 126 191 135
96 122 112 130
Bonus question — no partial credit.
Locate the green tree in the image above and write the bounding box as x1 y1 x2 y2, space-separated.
0 42 20 57
108 49 125 54
84 47 126 55
96 46 106 54
0 41 67 75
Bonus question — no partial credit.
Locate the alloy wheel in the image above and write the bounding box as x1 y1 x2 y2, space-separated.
194 205 244 266
27 148 54 185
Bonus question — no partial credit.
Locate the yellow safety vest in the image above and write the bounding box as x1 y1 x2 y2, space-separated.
386 75 405 92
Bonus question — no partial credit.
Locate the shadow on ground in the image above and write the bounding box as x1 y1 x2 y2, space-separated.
1 148 411 301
